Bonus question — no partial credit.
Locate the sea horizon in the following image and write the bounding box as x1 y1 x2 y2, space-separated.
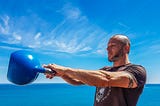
0 83 160 106
0 82 159 85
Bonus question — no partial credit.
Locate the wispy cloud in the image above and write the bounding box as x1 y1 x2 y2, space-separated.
60 3 81 20
0 3 108 56
0 15 9 34
0 15 22 44
149 40 160 54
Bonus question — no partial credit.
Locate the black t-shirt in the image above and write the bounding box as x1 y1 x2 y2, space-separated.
94 64 146 106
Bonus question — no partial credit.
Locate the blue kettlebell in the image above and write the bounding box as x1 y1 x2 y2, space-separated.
7 50 54 85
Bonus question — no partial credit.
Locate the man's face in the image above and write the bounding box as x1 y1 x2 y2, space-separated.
107 39 124 62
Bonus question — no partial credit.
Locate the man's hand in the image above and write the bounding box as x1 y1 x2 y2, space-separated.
44 73 55 79
43 64 68 79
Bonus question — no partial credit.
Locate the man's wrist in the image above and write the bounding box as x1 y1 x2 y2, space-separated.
61 67 72 76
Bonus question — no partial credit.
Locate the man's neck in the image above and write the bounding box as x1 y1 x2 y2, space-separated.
113 55 130 67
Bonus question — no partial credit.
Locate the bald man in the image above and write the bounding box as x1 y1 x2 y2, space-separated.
44 34 146 106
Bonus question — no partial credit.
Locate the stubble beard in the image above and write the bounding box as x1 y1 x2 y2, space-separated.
108 49 124 62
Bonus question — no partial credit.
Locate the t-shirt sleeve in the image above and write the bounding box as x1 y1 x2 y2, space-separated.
125 65 146 87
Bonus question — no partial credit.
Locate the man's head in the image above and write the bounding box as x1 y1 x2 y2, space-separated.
107 34 130 62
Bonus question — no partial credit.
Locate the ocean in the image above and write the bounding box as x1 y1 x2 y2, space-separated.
0 84 159 106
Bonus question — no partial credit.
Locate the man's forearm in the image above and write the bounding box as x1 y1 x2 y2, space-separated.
61 75 84 85
64 68 110 87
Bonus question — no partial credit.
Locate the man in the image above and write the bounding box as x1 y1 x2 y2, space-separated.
44 34 146 106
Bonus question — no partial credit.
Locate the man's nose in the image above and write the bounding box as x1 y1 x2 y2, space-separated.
106 47 109 51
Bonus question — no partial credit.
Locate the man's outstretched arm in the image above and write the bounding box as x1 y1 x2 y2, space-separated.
44 64 137 88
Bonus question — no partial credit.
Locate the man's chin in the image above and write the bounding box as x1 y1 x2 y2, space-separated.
108 58 113 62
108 56 118 62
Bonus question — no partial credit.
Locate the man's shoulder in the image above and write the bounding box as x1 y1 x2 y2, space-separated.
100 64 146 72
127 63 146 71
100 63 145 71
125 63 146 77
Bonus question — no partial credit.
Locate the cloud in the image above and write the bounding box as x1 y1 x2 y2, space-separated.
0 15 9 34
118 22 130 29
59 3 81 20
34 32 41 40
0 15 22 44
149 40 160 54
0 3 108 56
43 22 107 54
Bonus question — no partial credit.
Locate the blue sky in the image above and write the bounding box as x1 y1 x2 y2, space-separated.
0 0 160 84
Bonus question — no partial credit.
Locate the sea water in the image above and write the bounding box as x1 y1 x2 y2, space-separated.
0 84 159 106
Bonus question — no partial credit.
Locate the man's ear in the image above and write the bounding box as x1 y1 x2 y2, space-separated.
124 45 130 54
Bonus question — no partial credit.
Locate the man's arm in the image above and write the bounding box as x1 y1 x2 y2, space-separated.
64 68 137 88
61 75 84 85
44 64 137 88
99 70 137 88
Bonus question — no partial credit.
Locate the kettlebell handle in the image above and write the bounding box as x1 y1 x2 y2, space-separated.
34 67 56 75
